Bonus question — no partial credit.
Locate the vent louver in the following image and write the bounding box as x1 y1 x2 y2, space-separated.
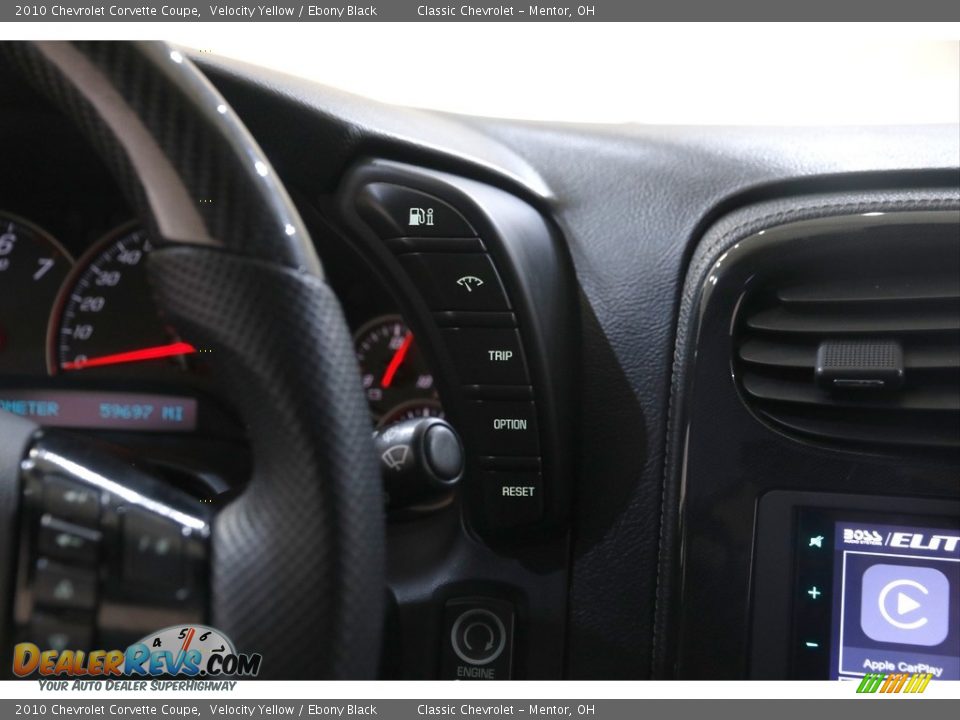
736 272 960 450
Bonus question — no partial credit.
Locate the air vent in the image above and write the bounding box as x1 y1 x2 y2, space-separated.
736 271 960 450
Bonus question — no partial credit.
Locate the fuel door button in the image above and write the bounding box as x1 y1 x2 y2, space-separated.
356 183 476 238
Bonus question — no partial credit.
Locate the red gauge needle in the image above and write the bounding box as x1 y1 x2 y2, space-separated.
381 332 413 389
61 341 197 371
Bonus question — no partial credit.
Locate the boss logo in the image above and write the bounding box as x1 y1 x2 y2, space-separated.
843 528 883 546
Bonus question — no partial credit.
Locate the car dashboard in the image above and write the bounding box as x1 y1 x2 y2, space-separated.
1 48 958 681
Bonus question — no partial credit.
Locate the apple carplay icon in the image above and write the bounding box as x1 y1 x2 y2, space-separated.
861 564 950 646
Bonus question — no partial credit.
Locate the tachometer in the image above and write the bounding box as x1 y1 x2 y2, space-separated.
0 212 73 375
354 314 443 428
50 223 196 376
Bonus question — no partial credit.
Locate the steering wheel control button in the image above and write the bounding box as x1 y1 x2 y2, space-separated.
43 477 100 527
466 400 540 456
482 470 544 528
441 598 515 679
357 183 476 239
122 509 184 589
398 253 511 312
33 559 97 610
38 515 101 565
441 328 529 385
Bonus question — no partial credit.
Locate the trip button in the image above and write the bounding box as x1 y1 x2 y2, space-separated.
33 559 97 611
482 470 544 528
398 253 511 312
441 328 529 385
356 183 476 238
465 400 539 456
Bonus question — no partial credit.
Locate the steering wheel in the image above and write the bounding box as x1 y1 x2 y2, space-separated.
0 41 384 679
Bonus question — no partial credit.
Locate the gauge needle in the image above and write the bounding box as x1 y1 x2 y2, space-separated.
61 341 197 371
381 332 413 389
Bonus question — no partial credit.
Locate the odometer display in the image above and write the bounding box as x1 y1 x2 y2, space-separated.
0 389 198 432
52 224 195 376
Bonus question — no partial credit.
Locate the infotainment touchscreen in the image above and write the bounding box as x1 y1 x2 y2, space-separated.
791 509 959 680
829 519 959 680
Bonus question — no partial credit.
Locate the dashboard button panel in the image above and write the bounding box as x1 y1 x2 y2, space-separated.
341 159 574 680
341 160 576 540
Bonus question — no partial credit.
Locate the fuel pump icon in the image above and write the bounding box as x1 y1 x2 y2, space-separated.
408 207 435 227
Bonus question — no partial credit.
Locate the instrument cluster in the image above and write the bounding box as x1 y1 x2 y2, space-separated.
0 112 442 441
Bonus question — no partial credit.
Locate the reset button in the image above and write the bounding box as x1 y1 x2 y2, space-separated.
482 471 543 528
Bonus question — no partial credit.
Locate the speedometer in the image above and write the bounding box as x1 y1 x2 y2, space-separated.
0 212 73 375
50 223 196 376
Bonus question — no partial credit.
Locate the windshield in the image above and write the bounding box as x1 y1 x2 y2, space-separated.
173 26 959 125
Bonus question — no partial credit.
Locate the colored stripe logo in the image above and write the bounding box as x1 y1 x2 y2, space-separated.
856 672 932 694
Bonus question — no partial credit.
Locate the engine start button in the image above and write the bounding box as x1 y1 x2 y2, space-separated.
450 608 507 666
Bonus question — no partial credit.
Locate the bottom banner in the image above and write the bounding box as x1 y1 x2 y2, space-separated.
0 699 956 720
